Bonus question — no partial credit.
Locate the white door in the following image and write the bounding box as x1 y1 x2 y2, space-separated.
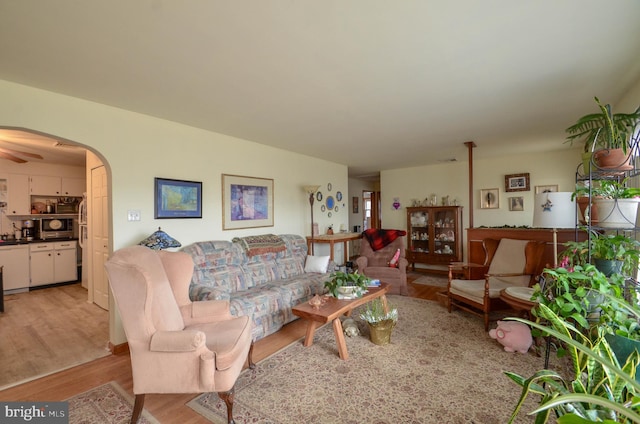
91 165 109 310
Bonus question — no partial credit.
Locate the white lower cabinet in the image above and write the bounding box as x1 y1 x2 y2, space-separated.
0 244 30 292
30 241 78 287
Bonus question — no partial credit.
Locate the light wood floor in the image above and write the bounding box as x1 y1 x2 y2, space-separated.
0 273 442 423
0 283 110 390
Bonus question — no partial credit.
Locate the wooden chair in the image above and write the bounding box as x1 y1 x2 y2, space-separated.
105 246 254 424
447 238 545 331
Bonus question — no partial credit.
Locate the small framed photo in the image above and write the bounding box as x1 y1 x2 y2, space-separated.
352 196 359 213
505 173 530 192
535 185 558 194
509 196 524 211
154 178 202 219
222 174 274 230
480 188 499 209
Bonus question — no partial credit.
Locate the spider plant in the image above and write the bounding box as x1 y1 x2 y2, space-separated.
506 303 640 423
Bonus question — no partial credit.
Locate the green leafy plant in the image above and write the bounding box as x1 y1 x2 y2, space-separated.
506 304 640 423
359 298 398 324
559 230 640 276
599 291 640 342
324 271 370 298
565 96 640 153
532 264 614 332
573 179 640 200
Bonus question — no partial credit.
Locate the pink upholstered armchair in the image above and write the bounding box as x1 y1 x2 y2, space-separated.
356 230 408 295
105 246 254 424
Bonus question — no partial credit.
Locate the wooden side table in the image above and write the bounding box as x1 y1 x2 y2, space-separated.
306 233 361 263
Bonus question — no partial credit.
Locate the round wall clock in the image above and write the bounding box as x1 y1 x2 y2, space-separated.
326 196 335 211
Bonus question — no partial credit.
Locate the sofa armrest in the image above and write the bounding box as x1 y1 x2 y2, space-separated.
150 330 206 352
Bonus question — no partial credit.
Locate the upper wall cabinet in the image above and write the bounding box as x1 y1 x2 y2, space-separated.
30 176 86 197
7 173 30 215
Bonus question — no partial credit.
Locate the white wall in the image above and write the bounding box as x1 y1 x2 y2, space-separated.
0 79 349 345
380 148 580 259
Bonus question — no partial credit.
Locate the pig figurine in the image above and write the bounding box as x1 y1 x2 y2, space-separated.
489 321 532 354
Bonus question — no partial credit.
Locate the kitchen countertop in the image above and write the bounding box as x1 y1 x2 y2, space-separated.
0 237 79 247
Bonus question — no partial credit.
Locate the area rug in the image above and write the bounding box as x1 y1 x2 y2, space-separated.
188 296 554 423
66 381 159 424
410 273 449 287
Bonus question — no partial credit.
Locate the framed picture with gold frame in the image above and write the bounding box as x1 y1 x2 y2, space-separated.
222 174 274 230
480 188 499 209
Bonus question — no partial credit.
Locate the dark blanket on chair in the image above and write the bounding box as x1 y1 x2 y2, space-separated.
363 229 407 251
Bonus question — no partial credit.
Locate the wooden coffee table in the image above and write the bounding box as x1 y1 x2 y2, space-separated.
292 283 390 360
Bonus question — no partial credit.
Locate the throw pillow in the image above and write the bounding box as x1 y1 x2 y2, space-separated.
304 255 330 273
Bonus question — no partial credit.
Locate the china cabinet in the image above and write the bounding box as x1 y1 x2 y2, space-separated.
406 206 462 272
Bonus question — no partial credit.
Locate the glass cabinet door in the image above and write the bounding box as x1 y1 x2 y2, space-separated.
433 209 456 256
409 210 429 254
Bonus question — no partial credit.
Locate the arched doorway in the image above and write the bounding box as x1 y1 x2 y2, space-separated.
0 127 111 388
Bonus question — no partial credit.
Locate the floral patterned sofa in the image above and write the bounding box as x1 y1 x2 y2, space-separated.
182 234 332 341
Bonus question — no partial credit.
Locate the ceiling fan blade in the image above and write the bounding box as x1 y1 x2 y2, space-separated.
0 147 44 160
0 151 27 163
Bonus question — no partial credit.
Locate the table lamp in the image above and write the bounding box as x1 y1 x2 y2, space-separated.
532 192 576 268
139 227 181 250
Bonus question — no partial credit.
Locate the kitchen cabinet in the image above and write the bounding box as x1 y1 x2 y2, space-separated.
30 175 86 196
0 244 30 292
6 173 30 215
30 241 78 287
406 206 463 273
61 177 86 196
30 175 61 195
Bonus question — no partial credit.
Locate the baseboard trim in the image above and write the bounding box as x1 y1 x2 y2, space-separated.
109 342 129 355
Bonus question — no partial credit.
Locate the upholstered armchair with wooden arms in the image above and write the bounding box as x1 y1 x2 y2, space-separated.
447 238 545 331
105 245 254 424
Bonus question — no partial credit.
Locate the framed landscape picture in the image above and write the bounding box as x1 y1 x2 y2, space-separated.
222 174 274 230
504 173 530 192
154 178 202 219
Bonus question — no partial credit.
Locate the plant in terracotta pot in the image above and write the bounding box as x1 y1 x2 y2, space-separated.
324 270 370 298
565 96 640 172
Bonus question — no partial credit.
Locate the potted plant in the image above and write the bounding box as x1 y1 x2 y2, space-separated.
324 270 370 298
505 304 640 423
532 264 613 333
590 233 640 276
559 231 639 276
565 96 640 172
359 298 398 345
588 179 640 229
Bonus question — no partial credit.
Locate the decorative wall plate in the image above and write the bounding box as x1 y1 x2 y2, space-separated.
327 183 332 191
336 191 342 201
326 196 335 210
321 205 326 212
316 192 323 202
334 206 339 212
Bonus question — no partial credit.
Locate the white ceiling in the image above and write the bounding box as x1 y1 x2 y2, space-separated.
1 1 639 177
